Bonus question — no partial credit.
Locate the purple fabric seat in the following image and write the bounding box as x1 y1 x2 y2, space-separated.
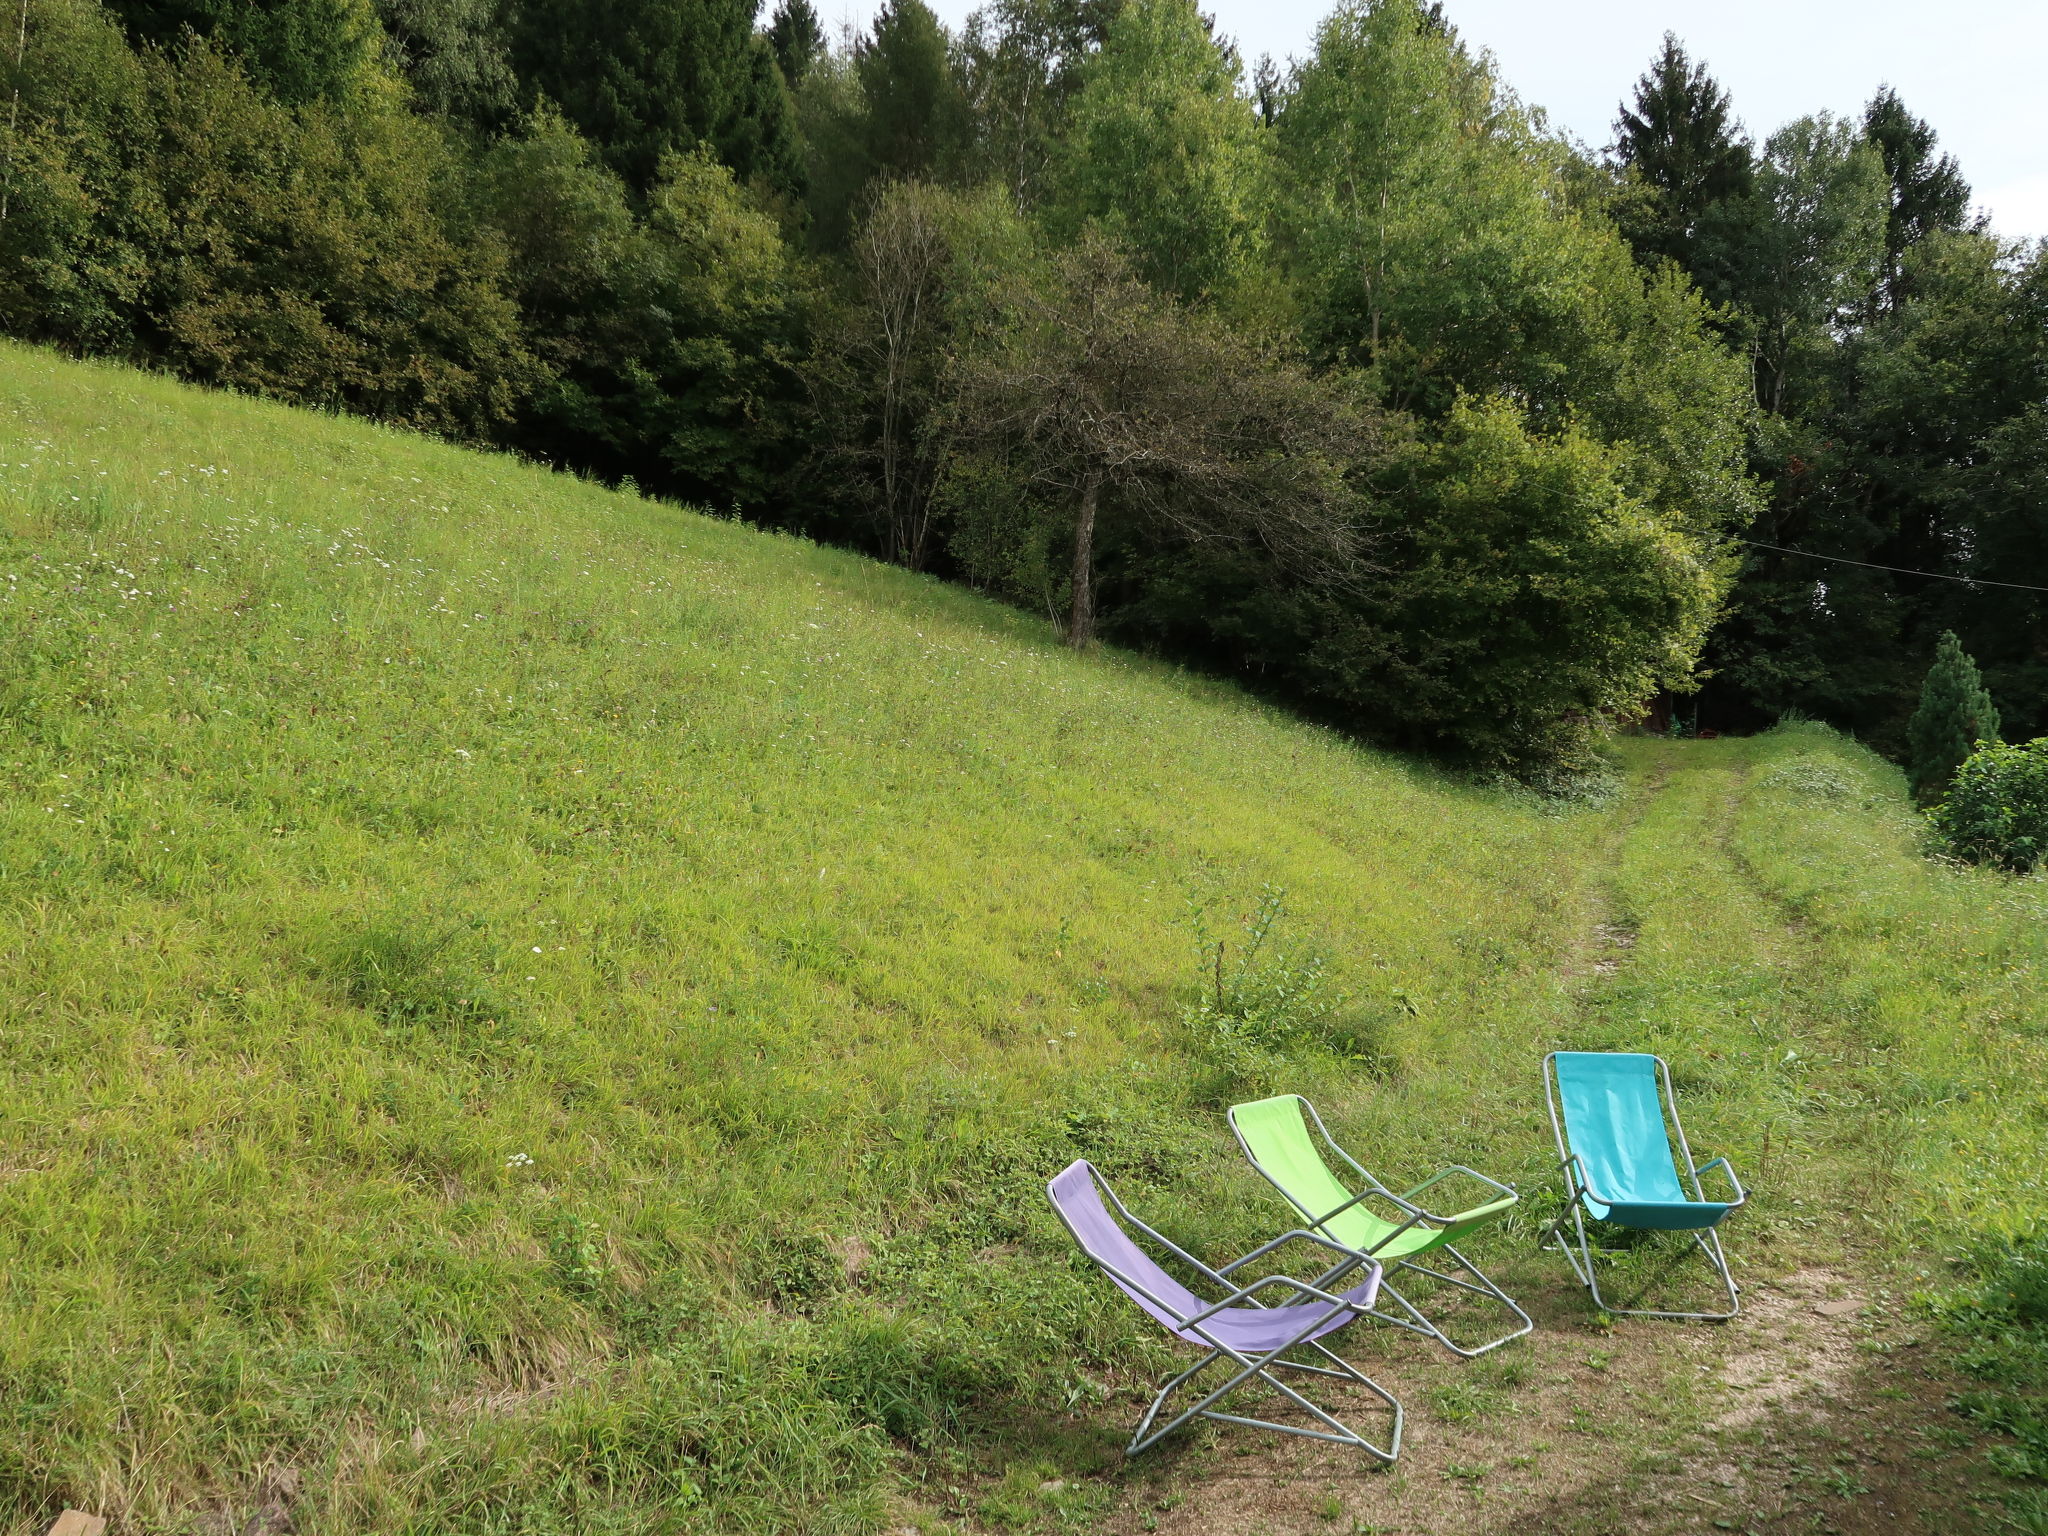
1048 1160 1381 1350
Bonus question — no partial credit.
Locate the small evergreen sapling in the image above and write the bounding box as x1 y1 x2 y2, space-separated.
1906 630 2000 802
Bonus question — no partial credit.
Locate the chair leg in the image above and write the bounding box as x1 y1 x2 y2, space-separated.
1126 1325 1402 1463
1540 1202 1740 1321
1368 1245 1534 1358
1128 1350 1224 1454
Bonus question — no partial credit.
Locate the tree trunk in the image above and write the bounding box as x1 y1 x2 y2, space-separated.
1067 467 1101 649
0 0 27 230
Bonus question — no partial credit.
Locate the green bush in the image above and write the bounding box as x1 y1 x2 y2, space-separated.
1928 738 2048 871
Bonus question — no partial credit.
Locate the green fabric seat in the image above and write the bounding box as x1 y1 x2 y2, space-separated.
1228 1094 1531 1358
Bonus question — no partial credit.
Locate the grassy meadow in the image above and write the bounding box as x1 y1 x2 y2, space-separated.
1 341 2044 1534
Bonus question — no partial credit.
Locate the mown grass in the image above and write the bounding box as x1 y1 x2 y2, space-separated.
4 342 2044 1535
0 342 1612 1533
1572 730 2048 1522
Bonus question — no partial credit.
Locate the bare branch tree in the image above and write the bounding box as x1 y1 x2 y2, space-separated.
946 233 1380 647
807 180 989 569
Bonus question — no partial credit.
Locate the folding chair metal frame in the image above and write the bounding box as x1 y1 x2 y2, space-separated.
1228 1095 1534 1359
1540 1051 1748 1321
1047 1161 1404 1462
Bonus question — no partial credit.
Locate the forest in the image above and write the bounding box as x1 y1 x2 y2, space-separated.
2 0 2041 771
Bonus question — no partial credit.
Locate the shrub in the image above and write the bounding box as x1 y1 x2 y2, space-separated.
1928 738 2048 872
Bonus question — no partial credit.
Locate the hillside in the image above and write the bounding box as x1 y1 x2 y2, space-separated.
1 343 2043 1535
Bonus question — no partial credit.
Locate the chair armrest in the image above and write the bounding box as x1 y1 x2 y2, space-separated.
1692 1156 1747 1208
1215 1226 1358 1278
1397 1165 1520 1224
1179 1257 1382 1328
1557 1152 1618 1208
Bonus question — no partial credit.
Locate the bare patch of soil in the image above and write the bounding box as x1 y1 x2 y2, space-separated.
937 1260 1994 1536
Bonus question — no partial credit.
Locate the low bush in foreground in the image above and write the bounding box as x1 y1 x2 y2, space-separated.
1929 737 2048 871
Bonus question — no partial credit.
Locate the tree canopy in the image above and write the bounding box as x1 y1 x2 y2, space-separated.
2 0 2036 772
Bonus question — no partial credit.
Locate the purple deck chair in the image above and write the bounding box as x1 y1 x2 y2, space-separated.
1048 1160 1403 1461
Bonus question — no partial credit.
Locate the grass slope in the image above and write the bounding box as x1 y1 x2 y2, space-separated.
0 343 1606 1532
3 344 2044 1536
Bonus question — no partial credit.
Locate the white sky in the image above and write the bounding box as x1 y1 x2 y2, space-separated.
901 0 2048 243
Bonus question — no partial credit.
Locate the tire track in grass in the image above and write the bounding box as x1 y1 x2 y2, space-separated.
1553 738 1996 1536
959 743 1996 1536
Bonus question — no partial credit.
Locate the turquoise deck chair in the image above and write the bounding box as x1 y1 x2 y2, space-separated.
1229 1095 1533 1358
1542 1052 1747 1320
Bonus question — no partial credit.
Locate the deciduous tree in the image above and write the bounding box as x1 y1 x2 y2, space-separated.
1053 0 1267 306
945 234 1372 647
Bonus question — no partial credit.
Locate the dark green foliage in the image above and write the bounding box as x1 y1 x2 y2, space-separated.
101 0 384 102
767 0 824 87
1908 631 2001 802
371 0 518 125
801 0 965 247
0 10 532 436
1309 400 1721 768
1928 739 2048 871
854 0 961 181
1862 86 1972 313
1610 33 1754 306
505 0 802 194
480 116 805 510
793 0 969 250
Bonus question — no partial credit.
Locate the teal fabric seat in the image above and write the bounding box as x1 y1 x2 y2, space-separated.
1552 1052 1738 1231
1542 1051 1748 1319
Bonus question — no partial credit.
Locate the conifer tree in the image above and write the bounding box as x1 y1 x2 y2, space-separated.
767 0 824 87
1862 86 1972 312
506 0 802 195
853 0 964 183
1612 33 1753 305
1907 629 2001 801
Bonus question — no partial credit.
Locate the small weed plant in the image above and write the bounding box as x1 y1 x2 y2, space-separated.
1180 885 1386 1084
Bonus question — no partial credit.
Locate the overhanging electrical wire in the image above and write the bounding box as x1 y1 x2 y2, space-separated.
1739 539 2048 595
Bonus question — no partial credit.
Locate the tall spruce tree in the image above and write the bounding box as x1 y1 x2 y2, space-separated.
1907 630 2001 802
853 0 965 183
1862 86 1972 313
1612 33 1753 305
767 0 824 87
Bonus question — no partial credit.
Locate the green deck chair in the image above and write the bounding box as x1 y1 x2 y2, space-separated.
1229 1095 1533 1358
1541 1051 1747 1320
